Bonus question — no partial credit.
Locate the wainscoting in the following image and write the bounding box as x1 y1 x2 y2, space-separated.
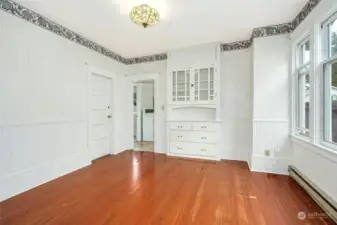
0 120 90 201
251 119 290 174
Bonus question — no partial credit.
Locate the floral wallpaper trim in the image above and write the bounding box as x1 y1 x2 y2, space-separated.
292 0 321 30
124 53 168 65
0 0 323 63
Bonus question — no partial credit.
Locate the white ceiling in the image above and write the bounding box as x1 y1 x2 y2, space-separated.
14 0 308 57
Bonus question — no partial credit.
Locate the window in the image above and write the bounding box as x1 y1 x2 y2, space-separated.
322 14 337 145
295 38 310 137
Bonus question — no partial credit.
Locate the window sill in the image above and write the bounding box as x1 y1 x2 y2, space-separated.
289 134 337 163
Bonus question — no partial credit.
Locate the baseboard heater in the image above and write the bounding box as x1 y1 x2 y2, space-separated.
288 165 337 224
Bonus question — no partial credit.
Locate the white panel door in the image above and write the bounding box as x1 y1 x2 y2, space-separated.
90 74 112 160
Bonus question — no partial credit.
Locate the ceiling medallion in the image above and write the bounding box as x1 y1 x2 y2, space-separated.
130 4 160 28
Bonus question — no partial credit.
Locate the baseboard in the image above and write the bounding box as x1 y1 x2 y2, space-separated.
289 165 337 224
251 155 289 175
167 152 219 161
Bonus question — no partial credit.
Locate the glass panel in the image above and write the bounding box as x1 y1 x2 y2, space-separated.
177 70 185 83
329 19 337 58
210 68 214 92
200 90 208 101
323 61 337 144
199 68 208 81
177 91 185 97
177 83 185 91
200 82 208 90
300 41 310 65
172 72 176 101
296 73 310 134
194 69 199 101
186 70 190 97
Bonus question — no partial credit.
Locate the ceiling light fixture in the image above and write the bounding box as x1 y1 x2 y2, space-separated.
130 4 160 28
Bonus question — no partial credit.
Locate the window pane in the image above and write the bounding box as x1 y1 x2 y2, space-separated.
301 41 310 65
324 61 337 143
330 19 337 58
296 73 310 135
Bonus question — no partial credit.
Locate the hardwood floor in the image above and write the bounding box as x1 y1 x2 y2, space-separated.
0 151 335 225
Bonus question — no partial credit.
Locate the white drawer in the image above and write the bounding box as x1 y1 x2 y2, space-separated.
170 142 216 157
195 143 216 157
170 142 192 155
192 131 217 143
192 123 217 132
170 131 216 143
169 122 192 131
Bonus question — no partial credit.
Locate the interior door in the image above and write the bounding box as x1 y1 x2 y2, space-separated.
90 73 112 160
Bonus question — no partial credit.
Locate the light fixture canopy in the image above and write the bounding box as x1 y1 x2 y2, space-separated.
130 4 160 28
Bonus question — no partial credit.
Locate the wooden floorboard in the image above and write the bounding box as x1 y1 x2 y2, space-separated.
0 150 335 225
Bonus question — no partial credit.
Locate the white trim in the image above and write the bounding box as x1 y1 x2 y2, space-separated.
127 73 161 154
290 135 337 163
252 119 288 123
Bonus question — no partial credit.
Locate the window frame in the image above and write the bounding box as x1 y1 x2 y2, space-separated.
320 12 337 150
294 36 311 137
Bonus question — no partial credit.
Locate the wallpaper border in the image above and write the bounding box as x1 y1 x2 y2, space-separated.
0 0 323 64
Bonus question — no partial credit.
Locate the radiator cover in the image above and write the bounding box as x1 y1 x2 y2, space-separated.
289 165 337 224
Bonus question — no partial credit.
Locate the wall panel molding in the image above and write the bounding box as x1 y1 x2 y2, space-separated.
0 0 323 63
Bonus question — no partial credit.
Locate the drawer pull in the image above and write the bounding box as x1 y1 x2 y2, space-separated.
178 136 183 138
201 149 207 152
178 147 183 150
201 126 207 129
201 137 207 139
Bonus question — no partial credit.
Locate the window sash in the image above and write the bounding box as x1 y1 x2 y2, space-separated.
295 71 310 137
297 37 310 68
322 58 337 147
322 13 337 60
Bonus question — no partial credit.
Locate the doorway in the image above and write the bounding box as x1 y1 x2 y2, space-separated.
133 80 155 152
89 71 113 160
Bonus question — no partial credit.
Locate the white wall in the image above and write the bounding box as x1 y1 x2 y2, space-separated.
0 11 126 201
139 82 154 109
251 34 290 174
126 61 167 154
289 0 337 202
220 49 252 161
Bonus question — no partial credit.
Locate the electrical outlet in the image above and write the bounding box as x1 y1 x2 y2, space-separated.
264 149 270 157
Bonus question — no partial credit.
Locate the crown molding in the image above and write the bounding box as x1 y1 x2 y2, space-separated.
0 0 323 64
292 0 321 30
124 53 167 65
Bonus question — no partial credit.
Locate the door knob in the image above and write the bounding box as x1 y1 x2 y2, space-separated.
107 115 112 119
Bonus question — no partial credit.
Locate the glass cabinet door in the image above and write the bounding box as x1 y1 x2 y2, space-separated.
193 67 215 102
172 69 191 102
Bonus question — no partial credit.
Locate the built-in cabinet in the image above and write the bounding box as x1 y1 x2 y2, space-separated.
166 42 221 161
170 66 216 104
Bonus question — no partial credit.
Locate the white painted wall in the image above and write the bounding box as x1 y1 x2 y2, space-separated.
139 83 154 109
251 34 290 174
289 0 337 203
0 11 126 201
220 49 252 161
126 61 167 154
